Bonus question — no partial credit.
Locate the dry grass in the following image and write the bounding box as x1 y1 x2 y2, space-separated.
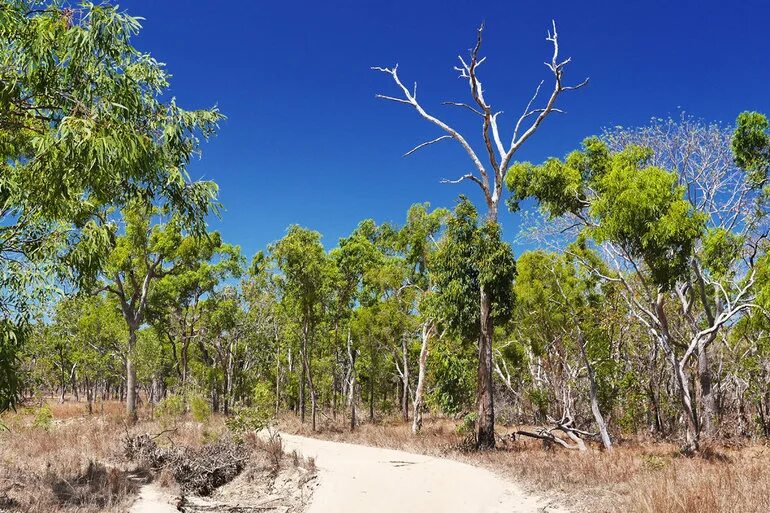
0 399 318 513
0 398 227 512
279 414 770 513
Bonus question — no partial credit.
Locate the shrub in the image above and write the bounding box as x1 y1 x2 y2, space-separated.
456 412 478 435
156 395 185 426
225 406 268 439
252 382 275 413
189 394 211 423
32 404 53 430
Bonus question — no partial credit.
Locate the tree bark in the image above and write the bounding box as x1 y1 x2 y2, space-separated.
697 337 715 438
299 348 306 423
126 326 138 422
578 330 612 451
346 329 357 431
401 335 410 422
412 321 432 434
85 376 93 415
476 285 495 449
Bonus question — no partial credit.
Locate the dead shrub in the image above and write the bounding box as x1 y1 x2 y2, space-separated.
123 432 247 496
170 439 247 496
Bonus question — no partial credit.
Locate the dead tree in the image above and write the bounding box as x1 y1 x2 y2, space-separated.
374 21 587 448
516 414 594 451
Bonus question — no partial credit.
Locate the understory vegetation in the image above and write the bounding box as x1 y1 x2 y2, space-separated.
0 400 316 513
1 2 769 513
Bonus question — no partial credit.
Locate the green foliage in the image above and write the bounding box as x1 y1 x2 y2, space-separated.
432 197 516 341
508 139 705 289
189 394 211 423
271 225 331 328
0 0 224 411
428 337 475 415
32 404 53 430
225 406 269 437
252 382 276 413
456 412 478 435
0 323 25 412
733 112 770 187
590 149 705 288
526 388 550 420
0 1 222 228
701 228 743 280
156 395 185 426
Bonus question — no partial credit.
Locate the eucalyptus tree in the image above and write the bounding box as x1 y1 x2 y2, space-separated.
0 1 222 411
513 248 615 450
507 121 769 449
358 227 413 422
199 286 247 413
103 202 223 420
148 233 242 388
394 204 448 433
271 226 332 431
329 221 383 427
242 252 285 415
67 296 127 410
373 22 586 447
431 197 515 445
23 295 126 409
602 114 770 436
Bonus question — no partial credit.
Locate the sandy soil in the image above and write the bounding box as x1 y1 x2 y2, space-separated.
129 483 177 513
279 433 569 513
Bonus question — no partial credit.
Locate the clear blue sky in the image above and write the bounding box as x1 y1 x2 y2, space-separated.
124 0 770 257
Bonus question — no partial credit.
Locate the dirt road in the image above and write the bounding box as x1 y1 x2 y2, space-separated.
279 433 567 513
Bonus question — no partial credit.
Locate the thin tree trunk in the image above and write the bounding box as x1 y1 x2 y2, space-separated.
476 285 495 449
346 329 357 431
578 330 612 451
697 337 715 438
299 348 306 423
126 326 138 422
369 373 375 422
655 298 699 451
85 376 93 415
401 335 409 422
301 318 317 431
70 365 79 402
275 328 281 416
412 321 432 435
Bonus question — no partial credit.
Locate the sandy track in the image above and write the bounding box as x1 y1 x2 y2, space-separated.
279 433 567 513
129 482 178 513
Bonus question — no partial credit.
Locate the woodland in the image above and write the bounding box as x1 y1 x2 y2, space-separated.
1 2 770 513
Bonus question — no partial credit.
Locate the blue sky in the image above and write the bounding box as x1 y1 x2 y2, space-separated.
123 0 770 257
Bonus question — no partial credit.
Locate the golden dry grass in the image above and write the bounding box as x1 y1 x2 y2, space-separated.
279 414 770 513
0 398 227 512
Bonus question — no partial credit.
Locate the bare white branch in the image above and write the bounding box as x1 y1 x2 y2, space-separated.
443 101 484 117
440 173 484 187
403 135 452 157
